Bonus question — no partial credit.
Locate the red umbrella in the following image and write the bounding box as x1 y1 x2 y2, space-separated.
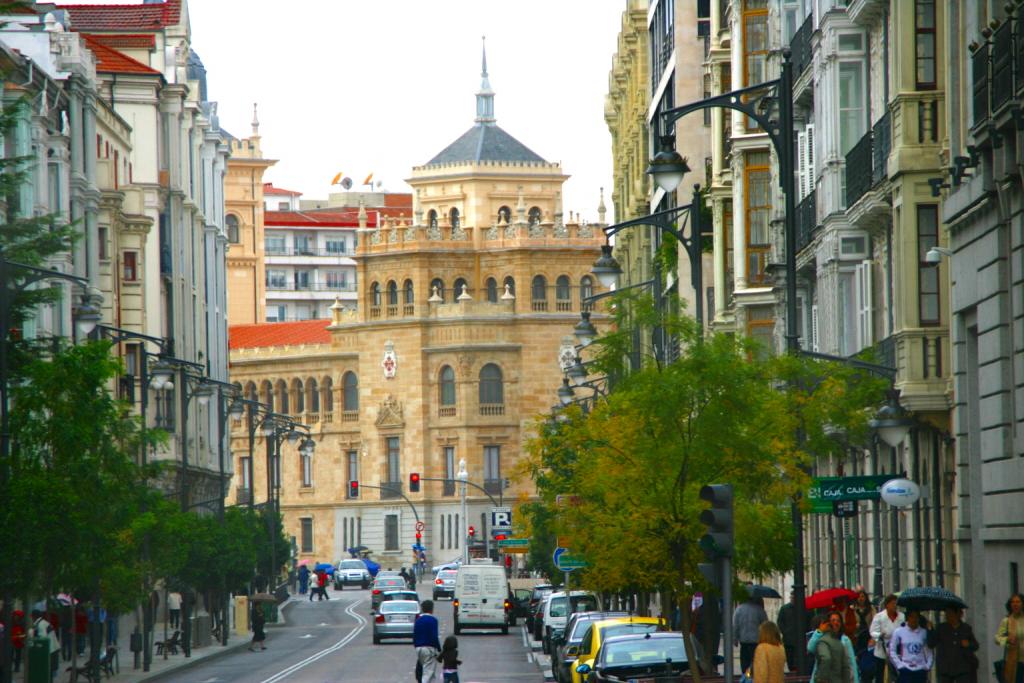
805 588 858 610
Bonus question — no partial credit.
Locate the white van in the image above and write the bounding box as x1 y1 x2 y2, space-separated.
453 562 510 634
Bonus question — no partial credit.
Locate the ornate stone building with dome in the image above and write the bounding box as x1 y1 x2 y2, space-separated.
225 46 606 568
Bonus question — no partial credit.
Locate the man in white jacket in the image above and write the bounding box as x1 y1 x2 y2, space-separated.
869 594 903 683
889 609 933 683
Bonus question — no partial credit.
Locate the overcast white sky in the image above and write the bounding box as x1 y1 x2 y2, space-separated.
64 0 627 219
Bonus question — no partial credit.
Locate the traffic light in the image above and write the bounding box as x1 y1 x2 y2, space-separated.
409 472 420 493
349 480 359 498
468 525 476 539
697 484 733 590
415 531 422 542
494 534 507 541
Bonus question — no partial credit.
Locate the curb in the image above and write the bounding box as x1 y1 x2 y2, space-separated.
136 639 252 682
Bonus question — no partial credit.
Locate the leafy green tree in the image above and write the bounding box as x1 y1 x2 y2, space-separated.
523 293 886 678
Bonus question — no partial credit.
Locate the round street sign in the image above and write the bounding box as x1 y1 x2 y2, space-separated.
415 521 425 532
880 478 921 507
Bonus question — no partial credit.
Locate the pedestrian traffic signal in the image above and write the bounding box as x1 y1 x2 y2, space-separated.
494 534 507 541
697 484 733 591
415 531 422 542
349 480 359 498
468 525 475 538
409 472 420 492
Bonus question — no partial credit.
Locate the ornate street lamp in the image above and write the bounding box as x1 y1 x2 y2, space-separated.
869 390 914 448
557 378 575 406
574 311 598 348
148 359 175 390
567 357 589 387
645 142 691 195
591 244 622 290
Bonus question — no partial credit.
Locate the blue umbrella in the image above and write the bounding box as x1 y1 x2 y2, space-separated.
362 558 380 577
896 587 966 611
314 562 335 576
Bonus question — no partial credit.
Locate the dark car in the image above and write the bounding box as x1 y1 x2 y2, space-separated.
552 611 627 683
507 588 532 627
575 632 690 683
527 584 556 638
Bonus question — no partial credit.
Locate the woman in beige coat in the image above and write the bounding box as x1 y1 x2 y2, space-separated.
753 620 787 683
996 593 1024 683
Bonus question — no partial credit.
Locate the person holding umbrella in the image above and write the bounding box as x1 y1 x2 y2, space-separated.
927 606 978 683
996 593 1024 683
889 608 933 683
249 603 267 652
298 564 309 595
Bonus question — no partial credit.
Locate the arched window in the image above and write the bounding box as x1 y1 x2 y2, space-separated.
403 279 414 305
479 363 504 405
343 371 359 411
430 278 445 302
226 214 240 243
322 377 334 413
531 275 548 311
453 277 468 299
440 365 456 406
556 275 571 311
503 276 515 297
275 379 289 414
292 378 304 414
497 206 511 224
260 380 272 408
307 378 320 413
528 206 542 225
427 209 438 228
370 282 381 307
449 207 460 229
485 277 498 303
387 280 398 306
580 275 594 308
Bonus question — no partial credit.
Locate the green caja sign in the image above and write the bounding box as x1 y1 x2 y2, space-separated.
808 474 891 513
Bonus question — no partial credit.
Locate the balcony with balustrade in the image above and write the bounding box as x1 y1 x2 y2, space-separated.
844 111 892 226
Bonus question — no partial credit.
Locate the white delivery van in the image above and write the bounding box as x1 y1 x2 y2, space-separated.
453 562 510 634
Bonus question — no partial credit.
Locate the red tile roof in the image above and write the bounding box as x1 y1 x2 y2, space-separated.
61 0 181 32
84 33 156 49
264 183 303 196
384 193 413 209
264 209 409 228
229 319 332 350
82 35 161 75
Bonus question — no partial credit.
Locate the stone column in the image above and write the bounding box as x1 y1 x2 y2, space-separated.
83 92 100 290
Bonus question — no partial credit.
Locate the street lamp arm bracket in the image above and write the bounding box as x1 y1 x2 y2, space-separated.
799 349 897 382
603 202 696 245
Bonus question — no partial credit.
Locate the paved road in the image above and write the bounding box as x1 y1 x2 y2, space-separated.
148 583 544 683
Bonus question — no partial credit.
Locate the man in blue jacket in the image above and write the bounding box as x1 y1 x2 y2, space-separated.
413 599 441 682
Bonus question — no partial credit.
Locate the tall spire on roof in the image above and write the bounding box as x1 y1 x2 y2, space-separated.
475 35 495 126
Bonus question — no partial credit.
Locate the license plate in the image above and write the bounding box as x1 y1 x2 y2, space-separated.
628 679 655 683
390 615 410 622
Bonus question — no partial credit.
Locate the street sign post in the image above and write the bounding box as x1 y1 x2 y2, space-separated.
497 538 529 547
832 500 858 518
491 506 512 531
415 520 425 532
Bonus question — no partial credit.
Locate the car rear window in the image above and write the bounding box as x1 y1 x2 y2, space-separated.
439 570 457 579
603 623 660 640
602 636 686 666
381 601 419 613
376 578 405 587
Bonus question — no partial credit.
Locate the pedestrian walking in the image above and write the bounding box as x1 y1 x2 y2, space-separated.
835 595 859 640
889 608 933 683
927 606 978 683
318 569 330 600
10 609 26 673
752 621 786 683
808 611 857 683
249 604 267 651
167 591 182 629
735 596 769 674
439 634 462 683
854 589 876 652
996 593 1024 683
413 599 442 683
777 589 805 672
869 594 903 683
298 565 310 595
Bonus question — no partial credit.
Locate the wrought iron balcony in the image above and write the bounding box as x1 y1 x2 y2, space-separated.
790 13 814 77
484 478 504 496
845 128 873 208
235 488 251 505
379 481 403 500
874 335 896 373
795 190 817 253
992 20 1014 112
971 41 990 128
871 111 891 186
442 480 456 496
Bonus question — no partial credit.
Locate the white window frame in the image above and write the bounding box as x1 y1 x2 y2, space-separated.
301 451 313 488
855 259 874 351
384 514 399 551
797 123 816 200
300 517 313 553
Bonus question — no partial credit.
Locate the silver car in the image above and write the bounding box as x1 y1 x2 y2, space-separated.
372 600 420 644
433 569 457 600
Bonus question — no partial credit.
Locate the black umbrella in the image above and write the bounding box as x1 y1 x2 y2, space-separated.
745 584 783 599
896 587 967 611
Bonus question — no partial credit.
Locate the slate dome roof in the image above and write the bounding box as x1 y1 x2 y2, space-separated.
426 124 546 165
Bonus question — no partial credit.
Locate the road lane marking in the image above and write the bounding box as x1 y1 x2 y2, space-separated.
258 598 367 683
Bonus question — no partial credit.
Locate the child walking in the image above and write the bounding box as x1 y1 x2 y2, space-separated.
439 634 462 683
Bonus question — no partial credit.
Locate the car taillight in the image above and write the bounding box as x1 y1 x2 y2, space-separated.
453 599 459 610
372 589 381 595
375 615 385 623
435 579 443 585
504 599 511 611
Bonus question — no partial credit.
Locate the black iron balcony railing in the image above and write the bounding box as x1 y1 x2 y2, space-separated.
484 478 504 496
795 190 817 253
790 13 814 77
845 128 874 208
265 281 357 292
1018 19 1024 96
875 335 896 373
380 481 402 500
871 110 891 185
971 40 990 128
442 480 455 496
992 20 1014 112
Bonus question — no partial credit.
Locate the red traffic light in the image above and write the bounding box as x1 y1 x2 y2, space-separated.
348 480 358 497
468 525 476 538
409 472 421 492
415 531 422 541
494 534 507 541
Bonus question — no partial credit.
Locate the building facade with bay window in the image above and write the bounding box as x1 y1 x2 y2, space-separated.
225 53 606 565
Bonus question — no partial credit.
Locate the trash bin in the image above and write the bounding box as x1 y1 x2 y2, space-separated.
262 601 278 624
28 637 51 683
